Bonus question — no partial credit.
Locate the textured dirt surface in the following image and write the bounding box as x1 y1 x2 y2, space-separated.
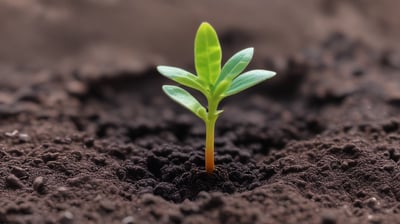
3 1 400 224
2 33 400 224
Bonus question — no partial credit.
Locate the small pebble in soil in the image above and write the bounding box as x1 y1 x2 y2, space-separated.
67 175 90 187
10 166 28 179
365 197 380 211
99 200 116 212
5 130 18 137
59 211 74 224
122 216 136 224
33 176 45 193
18 133 31 142
56 186 69 197
5 174 24 189
66 80 88 96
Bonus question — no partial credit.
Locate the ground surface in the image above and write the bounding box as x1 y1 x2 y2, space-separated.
2 1 400 224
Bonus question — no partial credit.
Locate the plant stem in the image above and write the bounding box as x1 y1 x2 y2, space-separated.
205 118 216 173
205 98 218 173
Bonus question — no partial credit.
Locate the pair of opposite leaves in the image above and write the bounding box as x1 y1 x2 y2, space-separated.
157 22 276 121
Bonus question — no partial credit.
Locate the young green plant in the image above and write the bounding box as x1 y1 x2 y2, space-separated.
157 22 276 173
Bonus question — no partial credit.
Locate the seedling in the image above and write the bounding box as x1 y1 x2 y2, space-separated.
157 22 276 173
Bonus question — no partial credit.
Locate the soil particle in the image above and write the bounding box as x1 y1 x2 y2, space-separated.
65 80 88 97
5 174 24 189
122 216 136 224
32 176 46 193
59 211 74 224
365 197 380 211
18 133 31 142
10 166 28 179
99 200 116 212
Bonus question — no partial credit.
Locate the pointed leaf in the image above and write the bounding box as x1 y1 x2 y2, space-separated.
217 48 253 84
162 85 207 120
194 22 222 85
213 79 231 98
157 66 206 93
225 70 276 96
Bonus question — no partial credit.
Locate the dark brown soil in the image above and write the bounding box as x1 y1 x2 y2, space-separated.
3 1 400 224
2 32 400 224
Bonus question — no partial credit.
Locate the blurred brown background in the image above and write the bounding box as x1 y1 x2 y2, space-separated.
1 0 400 70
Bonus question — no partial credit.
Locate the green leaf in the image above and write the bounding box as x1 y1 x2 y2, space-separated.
162 85 207 120
194 22 222 85
225 70 276 96
217 47 253 84
157 66 207 93
213 79 231 99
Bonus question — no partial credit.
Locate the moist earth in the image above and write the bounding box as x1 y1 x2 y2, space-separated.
2 33 400 224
